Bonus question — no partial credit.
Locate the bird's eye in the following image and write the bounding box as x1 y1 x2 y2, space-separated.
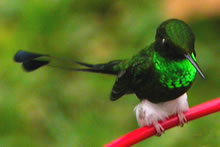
162 38 170 48
162 38 166 45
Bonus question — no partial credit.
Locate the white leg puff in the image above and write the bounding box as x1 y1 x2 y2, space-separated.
135 93 189 135
135 99 169 136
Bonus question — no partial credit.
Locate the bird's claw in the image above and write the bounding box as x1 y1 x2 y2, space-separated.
178 112 187 127
153 122 165 136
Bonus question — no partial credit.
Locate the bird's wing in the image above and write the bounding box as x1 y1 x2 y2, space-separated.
110 45 154 101
110 68 133 101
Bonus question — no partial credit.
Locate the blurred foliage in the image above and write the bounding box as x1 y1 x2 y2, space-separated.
0 0 219 146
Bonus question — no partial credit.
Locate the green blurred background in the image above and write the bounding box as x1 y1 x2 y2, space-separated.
0 0 219 146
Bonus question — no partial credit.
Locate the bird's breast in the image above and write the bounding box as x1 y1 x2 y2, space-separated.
153 52 197 89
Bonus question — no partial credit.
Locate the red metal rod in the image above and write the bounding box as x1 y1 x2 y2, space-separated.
105 98 220 147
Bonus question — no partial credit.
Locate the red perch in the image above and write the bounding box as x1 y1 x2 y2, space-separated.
105 98 220 147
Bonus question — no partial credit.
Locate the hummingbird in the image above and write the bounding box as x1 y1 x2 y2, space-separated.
14 19 205 135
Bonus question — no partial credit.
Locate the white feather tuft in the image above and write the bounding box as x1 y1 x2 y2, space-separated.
135 93 189 127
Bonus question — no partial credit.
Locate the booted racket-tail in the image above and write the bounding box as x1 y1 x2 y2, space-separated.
14 19 205 135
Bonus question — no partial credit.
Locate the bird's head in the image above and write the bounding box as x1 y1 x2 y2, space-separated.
155 19 205 79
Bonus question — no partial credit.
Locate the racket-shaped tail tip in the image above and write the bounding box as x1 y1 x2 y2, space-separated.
14 50 45 62
14 50 49 72
22 60 49 72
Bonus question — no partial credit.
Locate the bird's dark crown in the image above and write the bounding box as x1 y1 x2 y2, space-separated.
155 19 196 59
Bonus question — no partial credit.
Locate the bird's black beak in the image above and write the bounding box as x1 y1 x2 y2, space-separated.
184 53 205 79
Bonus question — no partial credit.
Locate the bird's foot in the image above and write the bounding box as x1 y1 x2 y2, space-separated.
177 112 187 127
153 122 165 136
135 99 168 136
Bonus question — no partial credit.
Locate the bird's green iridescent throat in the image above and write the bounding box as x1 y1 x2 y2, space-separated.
153 52 197 89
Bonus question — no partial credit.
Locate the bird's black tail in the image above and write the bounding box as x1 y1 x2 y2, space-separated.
14 50 121 75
